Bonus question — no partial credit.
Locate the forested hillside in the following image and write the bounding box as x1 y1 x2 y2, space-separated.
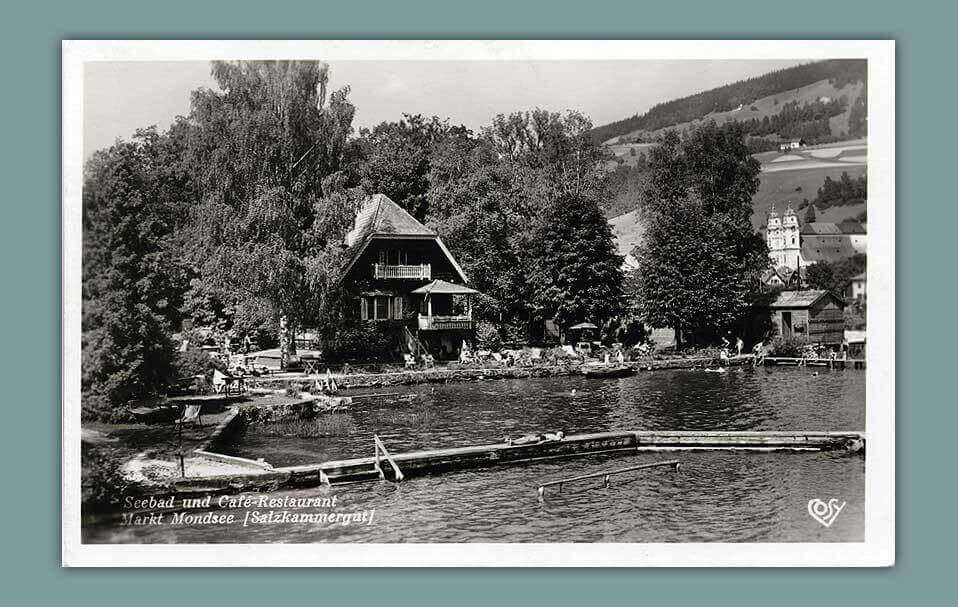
591 59 867 145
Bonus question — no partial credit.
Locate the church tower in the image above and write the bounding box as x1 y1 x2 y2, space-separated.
766 205 783 266
780 206 802 268
766 204 803 270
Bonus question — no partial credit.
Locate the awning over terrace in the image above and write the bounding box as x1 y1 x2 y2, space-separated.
410 279 480 296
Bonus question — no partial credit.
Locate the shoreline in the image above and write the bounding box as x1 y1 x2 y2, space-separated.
248 355 751 391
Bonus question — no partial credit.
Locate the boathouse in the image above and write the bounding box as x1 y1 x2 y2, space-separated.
766 290 845 346
338 194 479 360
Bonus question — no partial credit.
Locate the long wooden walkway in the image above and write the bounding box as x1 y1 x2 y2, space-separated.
280 430 866 485
149 429 865 497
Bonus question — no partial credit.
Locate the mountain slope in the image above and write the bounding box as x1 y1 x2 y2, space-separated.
592 59 867 145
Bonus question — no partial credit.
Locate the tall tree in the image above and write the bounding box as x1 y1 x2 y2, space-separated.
82 127 194 418
638 122 768 346
526 193 624 331
804 202 817 223
187 61 358 367
353 114 454 221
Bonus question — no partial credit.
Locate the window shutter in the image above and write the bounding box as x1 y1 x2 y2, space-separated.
394 296 403 319
360 297 368 321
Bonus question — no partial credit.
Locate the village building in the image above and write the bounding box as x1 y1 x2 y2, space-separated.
765 204 867 275
766 205 802 268
764 290 846 346
761 265 807 290
778 138 806 152
848 271 866 301
339 194 479 360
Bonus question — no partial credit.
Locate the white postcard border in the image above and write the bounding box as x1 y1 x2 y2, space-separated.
62 39 895 567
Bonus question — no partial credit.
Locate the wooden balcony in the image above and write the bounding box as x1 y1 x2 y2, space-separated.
417 315 474 331
373 263 431 280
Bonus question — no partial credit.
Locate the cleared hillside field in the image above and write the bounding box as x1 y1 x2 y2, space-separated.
606 78 865 145
608 209 646 257
751 163 866 229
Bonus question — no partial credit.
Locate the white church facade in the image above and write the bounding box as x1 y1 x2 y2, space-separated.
765 204 867 273
766 205 803 269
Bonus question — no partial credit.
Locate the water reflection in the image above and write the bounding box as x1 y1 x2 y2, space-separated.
84 366 866 544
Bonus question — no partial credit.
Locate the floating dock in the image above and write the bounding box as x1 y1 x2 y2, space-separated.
762 356 866 369
150 430 865 498
278 430 865 485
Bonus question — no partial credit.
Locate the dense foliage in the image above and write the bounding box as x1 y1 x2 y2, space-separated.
526 193 624 328
425 109 625 333
589 59 866 143
352 114 457 222
724 97 848 145
805 254 867 295
187 61 361 366
81 127 194 419
813 172 867 209
637 123 769 346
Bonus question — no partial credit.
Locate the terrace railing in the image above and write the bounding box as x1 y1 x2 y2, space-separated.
373 263 431 280
418 315 474 331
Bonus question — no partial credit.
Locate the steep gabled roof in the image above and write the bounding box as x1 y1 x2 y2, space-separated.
339 194 468 283
801 222 842 235
768 289 843 309
345 193 436 246
837 221 867 235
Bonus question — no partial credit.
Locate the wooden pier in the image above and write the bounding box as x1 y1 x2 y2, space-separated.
277 429 866 485
148 429 865 497
762 356 866 369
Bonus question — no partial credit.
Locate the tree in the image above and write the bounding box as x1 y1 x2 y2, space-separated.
806 262 836 291
426 109 618 333
353 114 454 221
82 127 194 418
638 122 768 346
804 203 817 223
526 193 624 331
186 61 358 367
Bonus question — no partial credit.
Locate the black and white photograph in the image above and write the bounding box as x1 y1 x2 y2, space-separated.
62 40 894 566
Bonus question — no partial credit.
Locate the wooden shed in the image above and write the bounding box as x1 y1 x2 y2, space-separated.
767 290 845 346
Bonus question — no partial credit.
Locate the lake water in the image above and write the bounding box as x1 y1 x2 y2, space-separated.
84 366 866 543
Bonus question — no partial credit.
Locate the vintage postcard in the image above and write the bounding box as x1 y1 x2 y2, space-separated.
62 40 894 566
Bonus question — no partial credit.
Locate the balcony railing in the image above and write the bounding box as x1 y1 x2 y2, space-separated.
373 263 431 280
418 315 474 331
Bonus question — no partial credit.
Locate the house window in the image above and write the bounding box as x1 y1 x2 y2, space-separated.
361 295 404 321
375 297 389 319
378 249 408 265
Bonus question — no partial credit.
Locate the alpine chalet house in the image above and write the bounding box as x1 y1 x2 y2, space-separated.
339 194 479 360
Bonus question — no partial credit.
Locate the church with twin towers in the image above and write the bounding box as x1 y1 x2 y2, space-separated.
765 203 867 272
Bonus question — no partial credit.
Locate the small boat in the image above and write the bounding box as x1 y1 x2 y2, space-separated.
582 365 635 379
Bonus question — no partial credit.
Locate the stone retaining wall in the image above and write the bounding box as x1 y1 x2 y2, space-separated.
246 356 741 391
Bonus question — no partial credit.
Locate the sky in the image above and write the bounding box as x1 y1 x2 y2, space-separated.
83 59 807 159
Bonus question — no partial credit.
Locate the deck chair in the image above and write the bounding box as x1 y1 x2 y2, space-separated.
404 354 417 369
179 404 202 425
212 369 230 394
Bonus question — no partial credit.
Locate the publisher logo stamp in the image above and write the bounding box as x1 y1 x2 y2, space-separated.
807 498 846 527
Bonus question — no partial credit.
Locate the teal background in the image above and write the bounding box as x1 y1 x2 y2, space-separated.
0 0 947 602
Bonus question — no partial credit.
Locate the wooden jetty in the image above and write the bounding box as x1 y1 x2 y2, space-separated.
277 430 865 485
762 357 866 369
143 429 866 500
